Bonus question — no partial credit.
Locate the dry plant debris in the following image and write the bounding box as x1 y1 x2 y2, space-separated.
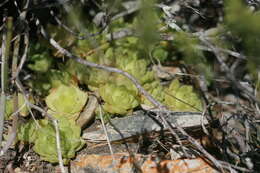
1 0 260 172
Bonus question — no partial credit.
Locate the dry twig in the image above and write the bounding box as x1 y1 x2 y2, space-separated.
99 105 115 163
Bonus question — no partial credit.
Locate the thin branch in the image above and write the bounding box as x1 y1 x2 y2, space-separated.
0 0 8 8
196 45 246 60
172 119 225 172
12 0 30 79
49 10 107 40
24 0 70 11
0 93 18 156
53 119 66 173
99 105 115 163
111 1 140 21
13 32 29 79
217 160 252 172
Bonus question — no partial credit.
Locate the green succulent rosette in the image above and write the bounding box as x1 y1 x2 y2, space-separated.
141 80 165 106
164 79 202 112
5 93 34 119
117 58 154 85
28 52 52 73
45 84 88 120
65 59 90 85
152 47 168 62
17 119 47 143
32 118 84 164
65 59 111 90
99 83 139 115
48 70 74 88
112 74 138 95
86 69 111 90
28 69 74 96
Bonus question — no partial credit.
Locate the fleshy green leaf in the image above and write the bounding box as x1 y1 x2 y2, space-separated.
142 80 165 106
117 58 154 85
99 83 139 115
5 93 34 119
152 48 168 62
28 52 52 73
48 70 74 88
164 79 202 111
33 118 84 164
46 85 88 120
86 69 111 90
28 69 74 96
17 119 47 143
113 74 138 95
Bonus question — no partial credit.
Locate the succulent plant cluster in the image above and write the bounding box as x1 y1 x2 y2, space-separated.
46 84 88 121
6 5 204 164
164 80 202 112
13 84 87 163
17 118 84 164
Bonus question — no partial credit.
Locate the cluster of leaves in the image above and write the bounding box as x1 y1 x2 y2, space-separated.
17 118 84 164
164 79 202 111
3 27 89 163
5 93 34 119
23 1 204 116
8 0 207 164
11 84 87 163
68 26 203 114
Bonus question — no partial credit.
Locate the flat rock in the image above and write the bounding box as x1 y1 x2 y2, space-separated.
83 110 208 142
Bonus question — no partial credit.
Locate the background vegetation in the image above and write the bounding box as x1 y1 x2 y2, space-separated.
0 0 260 172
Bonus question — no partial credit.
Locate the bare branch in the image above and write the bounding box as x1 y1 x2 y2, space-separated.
12 32 29 79
0 0 8 8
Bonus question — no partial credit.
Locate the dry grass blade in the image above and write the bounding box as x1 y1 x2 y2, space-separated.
0 36 20 156
0 16 13 148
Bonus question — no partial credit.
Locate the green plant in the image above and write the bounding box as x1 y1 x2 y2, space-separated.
46 84 88 121
28 52 53 73
5 93 34 119
18 118 84 164
142 80 165 106
164 79 202 111
28 69 74 96
99 83 139 115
